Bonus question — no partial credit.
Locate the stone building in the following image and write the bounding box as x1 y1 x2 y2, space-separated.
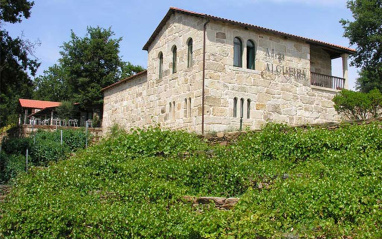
102 7 355 134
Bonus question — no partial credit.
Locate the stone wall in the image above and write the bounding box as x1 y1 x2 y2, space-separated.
310 45 332 75
104 13 206 133
20 125 102 141
102 13 341 134
103 73 149 132
202 20 340 132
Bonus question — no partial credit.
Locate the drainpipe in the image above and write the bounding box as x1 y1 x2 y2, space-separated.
202 18 210 135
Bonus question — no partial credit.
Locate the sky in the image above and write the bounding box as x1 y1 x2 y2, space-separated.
5 0 359 89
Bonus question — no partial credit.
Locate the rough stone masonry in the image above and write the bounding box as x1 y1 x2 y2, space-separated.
102 8 355 134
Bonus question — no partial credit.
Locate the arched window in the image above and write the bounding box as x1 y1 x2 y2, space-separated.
247 40 256 70
188 97 191 117
169 102 172 119
158 52 163 79
233 97 238 117
240 98 244 118
233 37 242 67
247 99 251 119
184 98 188 118
172 101 175 119
172 45 177 73
187 38 193 68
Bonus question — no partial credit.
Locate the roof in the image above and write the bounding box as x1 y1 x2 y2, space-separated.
19 99 61 109
101 70 148 92
143 7 356 57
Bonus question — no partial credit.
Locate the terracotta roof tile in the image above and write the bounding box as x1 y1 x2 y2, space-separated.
143 7 356 54
19 99 61 109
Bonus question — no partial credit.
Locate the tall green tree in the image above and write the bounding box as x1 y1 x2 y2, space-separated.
34 26 144 110
33 64 71 102
0 0 39 127
121 61 145 79
60 26 137 111
340 0 382 92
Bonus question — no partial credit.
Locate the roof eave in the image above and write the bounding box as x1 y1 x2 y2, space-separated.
143 8 176 51
101 70 148 92
143 7 356 55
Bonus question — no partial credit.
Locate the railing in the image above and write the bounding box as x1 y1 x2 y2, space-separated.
311 72 345 90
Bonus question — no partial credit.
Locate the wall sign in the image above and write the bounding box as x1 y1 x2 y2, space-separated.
264 48 307 81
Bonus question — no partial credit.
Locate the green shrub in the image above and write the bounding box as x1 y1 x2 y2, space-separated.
1 136 32 155
333 88 382 120
0 128 88 182
0 151 7 183
0 154 26 183
0 124 381 238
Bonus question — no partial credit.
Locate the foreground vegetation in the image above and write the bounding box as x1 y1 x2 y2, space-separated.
0 123 381 238
0 128 88 183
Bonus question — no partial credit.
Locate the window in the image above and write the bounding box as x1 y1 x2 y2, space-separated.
233 37 242 67
159 52 163 79
247 99 251 119
187 38 193 68
172 45 177 73
169 102 172 119
233 97 238 117
184 98 188 118
172 101 175 119
240 98 244 118
184 98 192 118
247 40 255 70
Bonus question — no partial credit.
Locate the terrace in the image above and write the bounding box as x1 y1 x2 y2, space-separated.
309 45 350 91
310 72 345 90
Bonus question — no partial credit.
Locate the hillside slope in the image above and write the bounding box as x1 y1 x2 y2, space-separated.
0 124 381 238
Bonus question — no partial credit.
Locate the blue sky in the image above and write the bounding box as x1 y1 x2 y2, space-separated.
6 0 359 89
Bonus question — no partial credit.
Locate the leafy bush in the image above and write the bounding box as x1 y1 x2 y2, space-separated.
333 88 382 120
0 123 16 134
0 154 26 183
1 136 32 156
0 124 381 238
0 128 88 182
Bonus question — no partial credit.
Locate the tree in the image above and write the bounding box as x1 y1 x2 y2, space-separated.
34 26 144 110
59 26 140 111
33 64 71 102
56 101 77 120
0 0 34 23
121 61 145 79
340 0 382 92
0 0 39 127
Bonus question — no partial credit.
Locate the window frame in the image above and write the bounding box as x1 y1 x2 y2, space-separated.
240 98 244 118
172 45 177 73
187 38 193 68
247 99 251 119
158 52 163 79
247 40 256 70
233 97 238 117
233 37 243 67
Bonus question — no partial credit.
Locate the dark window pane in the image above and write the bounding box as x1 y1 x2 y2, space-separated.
240 98 244 118
188 38 193 68
247 40 255 69
159 52 163 79
233 97 238 117
234 37 242 67
172 46 177 73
